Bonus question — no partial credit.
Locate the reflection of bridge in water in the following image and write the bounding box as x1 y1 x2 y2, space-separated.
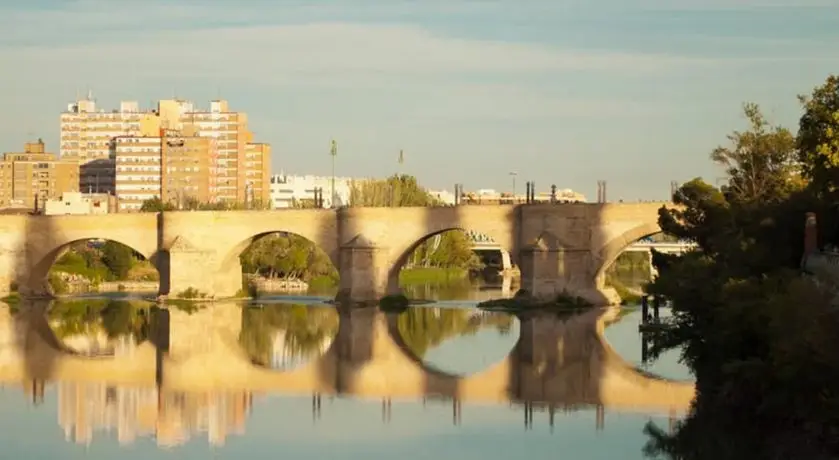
0 302 694 446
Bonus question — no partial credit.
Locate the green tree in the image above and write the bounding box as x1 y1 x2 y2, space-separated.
642 88 839 459
797 75 839 195
710 102 798 203
101 241 134 280
140 196 175 212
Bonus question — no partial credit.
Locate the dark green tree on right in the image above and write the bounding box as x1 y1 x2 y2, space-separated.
642 76 839 460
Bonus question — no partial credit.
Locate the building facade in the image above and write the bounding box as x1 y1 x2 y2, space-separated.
43 192 114 215
269 173 353 209
62 95 270 211
0 140 79 210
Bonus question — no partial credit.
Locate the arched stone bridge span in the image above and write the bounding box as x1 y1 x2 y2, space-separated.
0 202 674 305
0 302 692 415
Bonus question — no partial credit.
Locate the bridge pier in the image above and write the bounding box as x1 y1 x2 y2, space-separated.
163 237 242 299
519 235 619 306
336 236 394 306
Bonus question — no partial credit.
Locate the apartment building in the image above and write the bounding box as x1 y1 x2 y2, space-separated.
60 96 158 164
0 140 79 209
160 128 218 207
109 130 219 212
62 95 270 211
111 136 161 211
244 141 271 205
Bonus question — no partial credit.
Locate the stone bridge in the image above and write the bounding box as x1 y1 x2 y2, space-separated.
0 302 694 415
0 202 672 304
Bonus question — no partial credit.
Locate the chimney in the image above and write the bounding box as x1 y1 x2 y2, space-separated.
804 212 818 255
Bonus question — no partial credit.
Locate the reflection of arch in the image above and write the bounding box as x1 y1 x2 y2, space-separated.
0 304 159 385
385 310 519 378
28 237 160 297
594 222 662 287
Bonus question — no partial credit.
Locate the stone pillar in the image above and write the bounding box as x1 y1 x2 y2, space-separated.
163 236 232 299
519 234 619 306
336 235 390 306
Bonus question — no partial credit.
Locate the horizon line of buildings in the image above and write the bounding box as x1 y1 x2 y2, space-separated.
0 93 585 214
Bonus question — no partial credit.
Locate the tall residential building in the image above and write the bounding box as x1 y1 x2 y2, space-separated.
244 141 271 206
60 96 158 164
160 128 218 207
178 99 249 203
109 130 219 212
62 95 270 211
0 140 79 209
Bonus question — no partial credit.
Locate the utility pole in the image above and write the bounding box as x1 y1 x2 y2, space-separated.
330 139 337 208
509 171 517 202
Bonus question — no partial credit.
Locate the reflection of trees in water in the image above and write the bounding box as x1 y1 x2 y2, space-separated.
48 299 151 344
397 308 514 359
239 304 339 367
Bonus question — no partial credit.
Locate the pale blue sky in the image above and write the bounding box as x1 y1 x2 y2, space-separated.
2 0 838 200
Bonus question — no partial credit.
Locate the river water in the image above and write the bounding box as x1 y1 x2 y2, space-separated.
0 278 691 459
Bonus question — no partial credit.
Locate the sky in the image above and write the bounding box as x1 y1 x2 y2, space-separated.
2 0 838 200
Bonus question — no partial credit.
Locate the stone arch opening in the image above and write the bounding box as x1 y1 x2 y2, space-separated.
36 238 160 297
238 303 339 371
45 298 155 357
222 231 340 299
389 307 519 377
595 223 693 295
387 228 518 301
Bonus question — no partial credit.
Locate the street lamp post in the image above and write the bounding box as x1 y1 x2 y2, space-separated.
509 172 517 202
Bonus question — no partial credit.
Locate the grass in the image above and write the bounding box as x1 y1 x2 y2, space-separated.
399 267 468 284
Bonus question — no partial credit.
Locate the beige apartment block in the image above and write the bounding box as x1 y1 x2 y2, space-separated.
244 141 271 206
61 95 159 164
111 136 162 212
0 140 79 210
179 99 249 203
62 95 270 209
161 129 218 207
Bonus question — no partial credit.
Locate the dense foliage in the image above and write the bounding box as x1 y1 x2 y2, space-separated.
50 241 158 293
642 76 839 459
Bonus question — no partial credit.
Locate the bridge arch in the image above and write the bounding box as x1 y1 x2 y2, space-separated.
593 222 662 288
27 236 160 297
218 230 340 297
385 227 516 296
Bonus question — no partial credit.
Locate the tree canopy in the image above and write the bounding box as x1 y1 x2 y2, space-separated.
643 75 839 459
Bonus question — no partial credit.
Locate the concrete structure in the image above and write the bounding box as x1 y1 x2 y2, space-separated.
42 192 114 216
0 303 695 439
0 202 674 305
269 173 353 209
61 94 271 207
0 141 79 210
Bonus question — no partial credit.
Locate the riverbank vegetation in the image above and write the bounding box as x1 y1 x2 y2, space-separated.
642 76 839 459
48 241 159 294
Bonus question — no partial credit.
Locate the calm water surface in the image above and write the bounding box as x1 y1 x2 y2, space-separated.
0 281 692 460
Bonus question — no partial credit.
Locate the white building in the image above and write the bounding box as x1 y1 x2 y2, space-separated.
43 192 113 215
428 189 456 205
269 173 353 209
